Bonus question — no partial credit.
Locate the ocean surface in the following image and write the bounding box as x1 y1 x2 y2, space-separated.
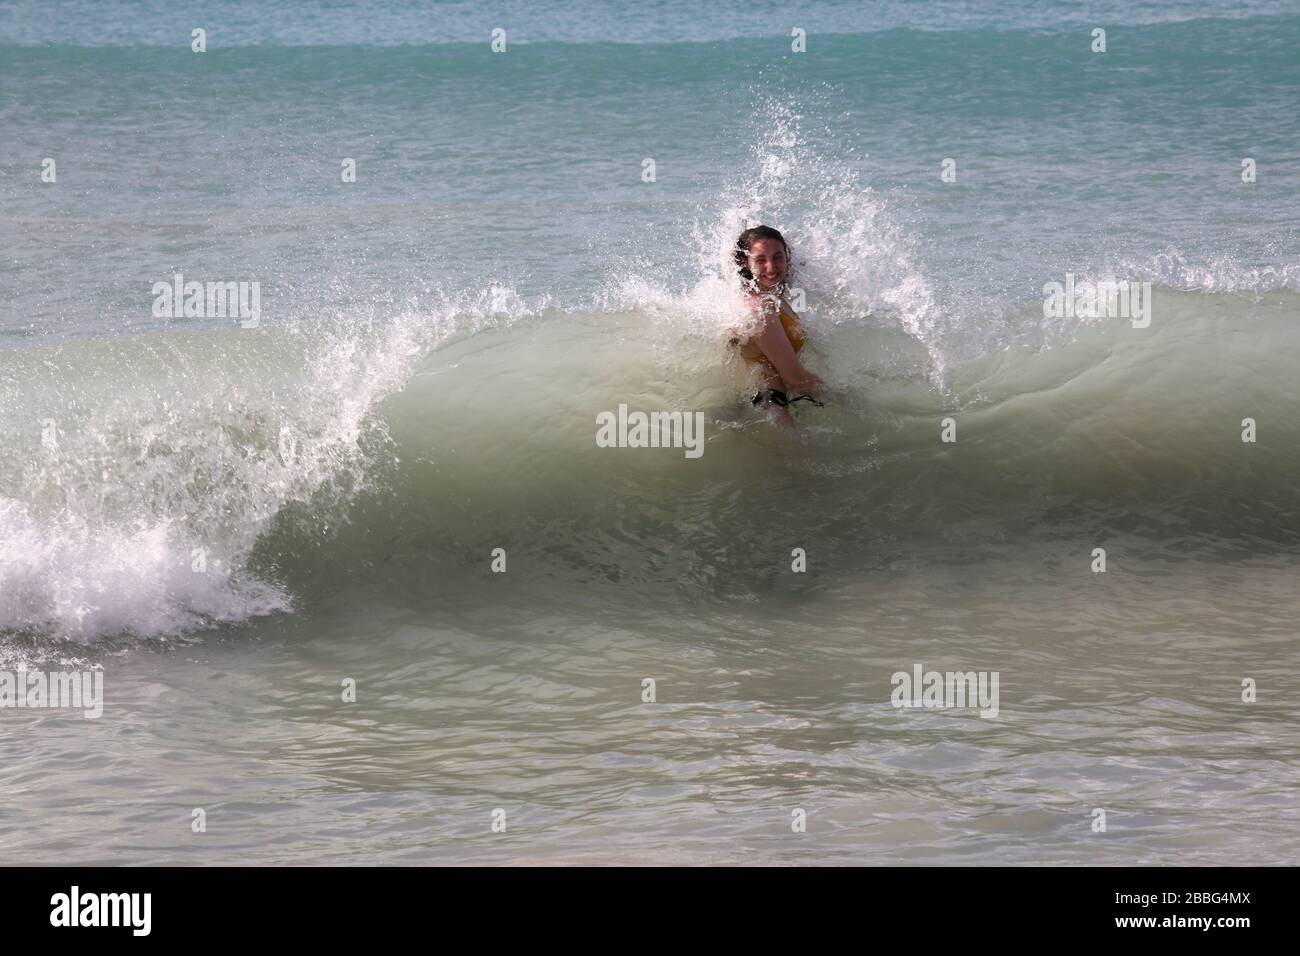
1 0 1297 864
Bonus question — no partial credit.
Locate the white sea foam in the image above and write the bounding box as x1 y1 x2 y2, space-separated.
0 285 544 642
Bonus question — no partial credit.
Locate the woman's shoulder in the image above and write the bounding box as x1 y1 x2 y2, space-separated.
742 291 786 314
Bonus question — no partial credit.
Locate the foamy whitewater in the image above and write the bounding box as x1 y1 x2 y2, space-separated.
1 0 1297 865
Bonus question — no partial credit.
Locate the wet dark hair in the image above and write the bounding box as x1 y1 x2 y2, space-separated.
734 225 792 290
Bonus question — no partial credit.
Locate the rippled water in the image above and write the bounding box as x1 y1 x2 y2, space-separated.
2 0 1298 865
6 557 1296 864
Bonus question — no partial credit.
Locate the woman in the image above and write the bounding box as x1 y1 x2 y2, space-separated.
730 225 826 426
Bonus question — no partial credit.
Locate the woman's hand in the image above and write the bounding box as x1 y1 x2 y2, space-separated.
784 369 826 394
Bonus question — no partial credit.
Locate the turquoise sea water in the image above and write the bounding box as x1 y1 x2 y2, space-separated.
1 1 1297 864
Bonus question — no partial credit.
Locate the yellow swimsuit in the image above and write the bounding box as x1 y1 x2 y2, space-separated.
736 299 806 371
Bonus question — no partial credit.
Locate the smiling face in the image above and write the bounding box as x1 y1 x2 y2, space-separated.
747 238 788 292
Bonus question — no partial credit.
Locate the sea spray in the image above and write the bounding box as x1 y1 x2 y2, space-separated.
598 97 948 389
0 286 545 641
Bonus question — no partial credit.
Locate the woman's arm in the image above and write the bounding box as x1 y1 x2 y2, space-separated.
749 296 825 392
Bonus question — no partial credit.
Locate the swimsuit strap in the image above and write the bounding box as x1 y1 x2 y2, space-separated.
751 390 825 409
752 388 790 407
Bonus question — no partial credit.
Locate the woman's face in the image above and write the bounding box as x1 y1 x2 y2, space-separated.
747 239 787 291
